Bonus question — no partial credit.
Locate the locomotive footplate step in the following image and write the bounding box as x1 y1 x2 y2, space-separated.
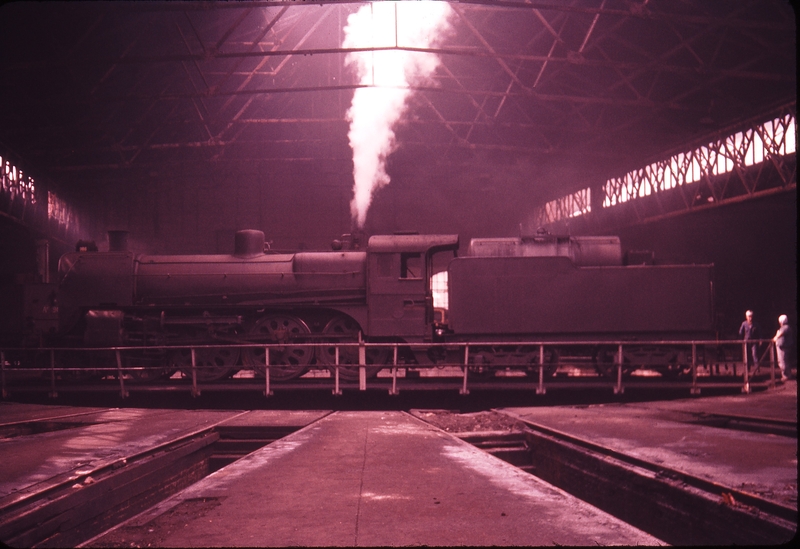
87 411 661 547
501 379 798 514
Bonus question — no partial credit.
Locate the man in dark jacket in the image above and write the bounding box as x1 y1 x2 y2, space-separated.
739 310 760 368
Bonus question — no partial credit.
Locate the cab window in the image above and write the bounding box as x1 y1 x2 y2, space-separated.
401 253 422 279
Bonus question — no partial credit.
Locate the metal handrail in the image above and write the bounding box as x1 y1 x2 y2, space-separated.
0 339 782 399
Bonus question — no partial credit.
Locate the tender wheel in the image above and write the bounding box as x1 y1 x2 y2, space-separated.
525 348 559 378
468 350 495 377
242 315 313 381
170 347 240 382
623 345 686 378
319 315 388 381
592 346 617 378
661 348 693 379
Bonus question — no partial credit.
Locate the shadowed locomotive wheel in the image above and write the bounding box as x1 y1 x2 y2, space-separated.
5 350 55 381
242 315 313 381
121 351 176 383
319 315 388 381
171 347 240 382
593 347 638 378
524 348 559 378
56 350 106 381
592 346 617 378
624 345 684 378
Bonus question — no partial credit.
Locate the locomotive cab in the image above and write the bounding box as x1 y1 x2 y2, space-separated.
366 234 459 341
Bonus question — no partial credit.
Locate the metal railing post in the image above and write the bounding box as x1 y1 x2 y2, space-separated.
741 342 750 394
264 346 273 397
739 341 747 377
769 341 776 387
389 345 399 395
9 337 765 398
1 351 6 399
190 347 200 397
49 350 57 398
460 344 470 395
358 336 366 391
614 344 624 395
332 345 342 395
690 343 700 395
115 350 128 399
537 344 546 395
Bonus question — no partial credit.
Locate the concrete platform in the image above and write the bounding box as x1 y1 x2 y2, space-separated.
503 380 798 510
86 410 661 547
0 405 327 508
2 383 795 546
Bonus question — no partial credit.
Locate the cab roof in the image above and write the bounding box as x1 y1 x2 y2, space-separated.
367 234 459 254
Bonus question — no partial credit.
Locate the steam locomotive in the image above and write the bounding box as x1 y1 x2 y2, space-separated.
40 228 714 382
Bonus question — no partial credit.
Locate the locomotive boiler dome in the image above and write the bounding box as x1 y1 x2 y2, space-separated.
234 230 265 257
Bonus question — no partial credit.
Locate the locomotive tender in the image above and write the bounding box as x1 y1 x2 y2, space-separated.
53 229 714 382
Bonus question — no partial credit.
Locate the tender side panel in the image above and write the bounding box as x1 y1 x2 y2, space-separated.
448 256 714 337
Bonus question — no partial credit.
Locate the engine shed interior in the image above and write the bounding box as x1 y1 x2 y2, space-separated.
0 9 796 549
0 0 796 345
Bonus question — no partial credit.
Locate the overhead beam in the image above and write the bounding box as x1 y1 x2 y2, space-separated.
43 138 633 175
116 0 795 32
12 82 695 110
9 46 793 82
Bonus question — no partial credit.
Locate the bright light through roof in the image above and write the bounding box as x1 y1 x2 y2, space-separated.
602 114 796 208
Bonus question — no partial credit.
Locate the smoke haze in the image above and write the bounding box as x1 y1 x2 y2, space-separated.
344 1 453 228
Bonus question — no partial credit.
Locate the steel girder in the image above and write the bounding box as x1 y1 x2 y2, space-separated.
0 1 795 196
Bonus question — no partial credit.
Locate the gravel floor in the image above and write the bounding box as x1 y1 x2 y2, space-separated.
411 410 527 433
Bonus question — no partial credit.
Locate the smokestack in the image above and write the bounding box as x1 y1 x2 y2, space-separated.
343 2 453 228
108 230 129 252
36 239 50 283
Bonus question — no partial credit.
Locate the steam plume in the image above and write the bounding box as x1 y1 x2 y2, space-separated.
344 2 453 228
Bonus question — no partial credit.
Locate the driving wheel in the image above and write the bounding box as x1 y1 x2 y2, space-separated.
242 315 313 381
171 346 240 382
319 315 388 381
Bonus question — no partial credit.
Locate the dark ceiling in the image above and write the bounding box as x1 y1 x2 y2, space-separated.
0 0 796 228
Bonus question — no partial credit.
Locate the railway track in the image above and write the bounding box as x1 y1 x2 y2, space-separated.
0 409 117 439
688 411 797 437
3 403 795 546
452 410 796 545
0 412 298 548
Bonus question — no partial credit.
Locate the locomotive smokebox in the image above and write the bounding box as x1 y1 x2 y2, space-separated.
107 230 129 252
234 230 265 257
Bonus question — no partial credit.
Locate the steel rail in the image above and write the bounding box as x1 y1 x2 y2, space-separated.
0 408 116 430
499 409 798 523
0 410 251 518
691 411 797 438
